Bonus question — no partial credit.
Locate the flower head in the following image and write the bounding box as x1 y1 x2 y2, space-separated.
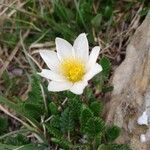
38 33 102 95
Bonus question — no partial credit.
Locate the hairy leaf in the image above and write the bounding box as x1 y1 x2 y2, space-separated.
90 101 103 116
60 108 74 133
80 107 93 131
49 102 58 115
84 117 105 137
105 125 121 142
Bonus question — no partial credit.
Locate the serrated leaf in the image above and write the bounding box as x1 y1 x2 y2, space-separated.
27 76 43 103
90 101 103 116
21 103 44 120
51 137 73 149
84 117 105 137
60 108 74 133
4 134 29 146
0 143 46 150
105 125 121 142
68 98 82 121
50 115 60 128
80 107 93 131
100 56 111 81
0 95 41 130
102 85 113 93
49 102 58 115
46 124 62 138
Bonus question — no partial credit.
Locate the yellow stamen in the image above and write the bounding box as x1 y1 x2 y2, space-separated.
60 58 85 83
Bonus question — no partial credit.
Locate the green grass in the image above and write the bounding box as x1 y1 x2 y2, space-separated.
0 0 148 149
0 0 147 50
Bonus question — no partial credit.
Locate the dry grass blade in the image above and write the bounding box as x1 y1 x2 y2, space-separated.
0 105 31 129
0 30 30 78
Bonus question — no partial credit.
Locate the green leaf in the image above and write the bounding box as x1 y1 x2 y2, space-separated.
46 124 62 138
94 134 102 149
68 98 82 121
98 144 107 150
102 85 114 93
21 103 44 120
84 117 105 137
104 6 113 19
0 95 41 131
0 95 22 114
100 56 111 81
139 7 149 17
4 134 29 146
50 115 60 128
80 107 93 131
2 71 11 88
2 31 18 47
105 125 121 142
0 143 46 150
90 101 103 116
0 117 8 135
51 22 76 41
27 76 43 103
49 102 58 115
76 1 92 30
51 137 73 149
91 13 102 28
60 108 74 133
53 1 74 23
84 87 94 99
0 143 17 150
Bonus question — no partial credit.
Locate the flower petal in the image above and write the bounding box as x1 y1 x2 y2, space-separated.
87 46 100 71
55 38 74 60
70 81 88 95
39 50 60 72
48 81 72 92
38 69 65 81
84 63 102 81
73 33 89 62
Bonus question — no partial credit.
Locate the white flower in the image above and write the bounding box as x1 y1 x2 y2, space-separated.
38 33 102 95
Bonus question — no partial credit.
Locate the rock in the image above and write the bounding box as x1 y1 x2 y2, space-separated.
106 11 150 150
137 111 149 126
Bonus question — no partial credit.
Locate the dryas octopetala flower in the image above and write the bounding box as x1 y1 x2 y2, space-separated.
38 33 102 95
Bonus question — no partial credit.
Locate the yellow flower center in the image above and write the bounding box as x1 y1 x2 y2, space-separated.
60 58 85 83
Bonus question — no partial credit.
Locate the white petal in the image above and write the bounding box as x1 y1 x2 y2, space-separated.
48 81 72 92
70 81 88 95
55 38 74 60
38 69 65 81
84 63 102 81
87 46 100 70
39 50 60 72
73 33 89 62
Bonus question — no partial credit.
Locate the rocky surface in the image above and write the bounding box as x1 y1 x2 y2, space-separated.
106 11 150 150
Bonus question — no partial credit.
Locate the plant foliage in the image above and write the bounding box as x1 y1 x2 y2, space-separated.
0 0 134 148
0 68 131 150
0 73 131 149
